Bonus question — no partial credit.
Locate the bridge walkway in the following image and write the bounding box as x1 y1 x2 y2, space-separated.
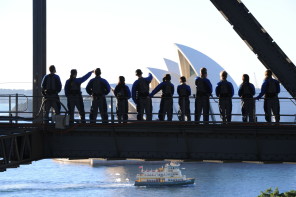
1 122 296 171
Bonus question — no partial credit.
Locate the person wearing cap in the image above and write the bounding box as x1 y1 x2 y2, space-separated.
177 76 191 121
195 67 213 123
64 69 93 124
132 69 153 121
41 65 62 123
86 68 111 123
114 76 131 123
215 71 234 123
255 69 280 122
150 74 174 121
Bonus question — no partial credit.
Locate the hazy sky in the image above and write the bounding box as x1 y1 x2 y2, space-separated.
0 0 295 90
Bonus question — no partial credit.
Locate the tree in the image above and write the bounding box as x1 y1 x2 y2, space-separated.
258 188 296 197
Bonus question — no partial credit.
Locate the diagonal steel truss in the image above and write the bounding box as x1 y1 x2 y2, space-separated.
0 131 33 172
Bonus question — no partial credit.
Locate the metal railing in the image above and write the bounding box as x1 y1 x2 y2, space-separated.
0 94 295 124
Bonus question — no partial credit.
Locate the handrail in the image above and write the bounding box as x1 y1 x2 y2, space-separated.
0 94 295 124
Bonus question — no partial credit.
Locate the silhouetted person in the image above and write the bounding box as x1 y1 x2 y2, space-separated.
41 65 62 123
157 77 166 121
177 76 191 121
132 69 153 121
114 76 131 123
195 67 212 123
238 74 255 122
150 74 174 121
86 68 111 123
215 71 234 123
256 69 280 122
64 69 93 124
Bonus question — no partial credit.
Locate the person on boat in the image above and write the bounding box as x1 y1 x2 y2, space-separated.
86 68 111 123
150 74 174 121
114 76 131 123
177 76 191 121
64 69 93 124
131 69 153 121
41 65 62 123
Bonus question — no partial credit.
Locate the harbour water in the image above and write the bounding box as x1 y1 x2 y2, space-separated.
1 159 296 197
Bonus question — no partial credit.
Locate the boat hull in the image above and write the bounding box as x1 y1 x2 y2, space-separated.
134 178 195 186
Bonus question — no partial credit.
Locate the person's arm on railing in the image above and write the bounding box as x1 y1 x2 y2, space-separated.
101 78 111 95
55 75 62 93
86 79 93 95
131 80 138 104
229 82 234 97
149 82 163 97
215 82 221 97
64 80 69 97
205 78 213 95
126 85 131 99
256 80 267 100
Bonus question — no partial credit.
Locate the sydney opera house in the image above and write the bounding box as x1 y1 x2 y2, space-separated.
110 43 296 122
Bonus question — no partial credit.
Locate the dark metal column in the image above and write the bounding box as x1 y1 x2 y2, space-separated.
33 0 46 119
210 0 296 99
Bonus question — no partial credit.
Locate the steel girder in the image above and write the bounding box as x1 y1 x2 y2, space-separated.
210 0 296 99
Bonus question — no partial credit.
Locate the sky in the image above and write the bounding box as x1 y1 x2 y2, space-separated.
0 0 296 90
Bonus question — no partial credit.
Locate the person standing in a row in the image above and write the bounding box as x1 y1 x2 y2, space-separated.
86 68 111 123
238 74 256 122
150 74 174 121
114 76 131 123
132 69 153 121
41 65 62 123
215 71 234 123
177 76 191 121
195 67 212 123
64 69 93 124
256 69 280 122
157 77 166 121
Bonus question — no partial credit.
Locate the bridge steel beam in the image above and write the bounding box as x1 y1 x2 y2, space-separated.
210 0 296 99
2 123 296 171
42 123 296 162
0 128 44 172
33 0 47 118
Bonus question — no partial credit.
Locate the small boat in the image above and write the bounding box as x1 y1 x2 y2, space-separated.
134 162 195 186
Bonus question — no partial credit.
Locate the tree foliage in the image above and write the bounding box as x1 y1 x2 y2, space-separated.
258 188 296 197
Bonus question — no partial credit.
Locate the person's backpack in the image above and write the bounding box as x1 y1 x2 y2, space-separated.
69 79 80 95
219 82 230 97
117 85 126 99
179 86 188 97
92 78 104 96
266 79 277 95
241 83 252 98
163 82 173 97
196 78 206 95
46 74 57 95
137 78 149 97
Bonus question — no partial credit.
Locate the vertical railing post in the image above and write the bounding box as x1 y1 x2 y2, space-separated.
254 98 257 123
9 95 12 123
15 94 18 124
